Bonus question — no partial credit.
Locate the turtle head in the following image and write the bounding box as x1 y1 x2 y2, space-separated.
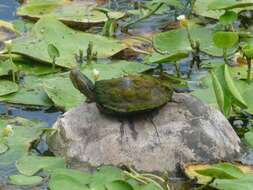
70 69 95 102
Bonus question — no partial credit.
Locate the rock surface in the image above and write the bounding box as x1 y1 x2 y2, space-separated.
48 93 242 172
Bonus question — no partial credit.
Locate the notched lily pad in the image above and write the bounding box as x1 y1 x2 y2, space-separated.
16 155 66 176
17 0 125 29
11 16 126 68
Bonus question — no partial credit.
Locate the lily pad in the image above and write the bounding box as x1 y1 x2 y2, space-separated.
153 26 233 57
16 155 66 176
90 166 124 188
17 0 125 28
9 175 43 186
43 76 85 111
0 116 46 169
0 75 53 107
49 174 89 190
48 168 91 190
0 80 19 96
11 16 126 68
194 0 253 19
184 163 253 184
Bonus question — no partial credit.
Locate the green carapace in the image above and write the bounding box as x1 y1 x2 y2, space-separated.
70 70 173 115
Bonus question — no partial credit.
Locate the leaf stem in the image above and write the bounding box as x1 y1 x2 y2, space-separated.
122 3 164 31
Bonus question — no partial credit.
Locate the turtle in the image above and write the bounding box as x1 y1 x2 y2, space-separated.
70 69 173 115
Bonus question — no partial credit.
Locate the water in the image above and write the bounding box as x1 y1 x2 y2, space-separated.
0 0 19 21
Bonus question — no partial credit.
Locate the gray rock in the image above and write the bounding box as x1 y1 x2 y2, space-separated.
48 93 242 172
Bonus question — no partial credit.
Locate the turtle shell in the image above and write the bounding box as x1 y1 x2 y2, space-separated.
94 75 173 114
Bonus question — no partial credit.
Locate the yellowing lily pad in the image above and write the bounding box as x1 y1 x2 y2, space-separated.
0 80 19 96
11 16 126 68
17 0 125 28
184 163 253 184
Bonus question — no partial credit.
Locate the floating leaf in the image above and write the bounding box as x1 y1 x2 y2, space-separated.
105 180 134 190
9 175 43 186
90 166 124 188
196 163 244 179
16 155 66 176
0 80 19 96
212 174 253 190
153 27 234 57
184 163 253 184
0 116 46 169
208 0 253 10
0 75 53 107
43 75 85 111
17 1 125 28
213 32 239 49
11 16 126 68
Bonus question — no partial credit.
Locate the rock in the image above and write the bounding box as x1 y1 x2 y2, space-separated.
48 93 242 172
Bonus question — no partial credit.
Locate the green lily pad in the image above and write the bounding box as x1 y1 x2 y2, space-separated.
11 16 126 68
153 27 233 57
208 0 253 10
48 168 91 190
16 155 66 176
9 175 43 186
105 180 134 190
0 75 53 107
81 61 152 82
0 142 8 154
90 166 124 188
194 0 253 19
212 174 253 190
49 174 89 190
17 0 125 28
0 59 17 77
0 116 46 169
43 76 85 111
0 80 19 96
